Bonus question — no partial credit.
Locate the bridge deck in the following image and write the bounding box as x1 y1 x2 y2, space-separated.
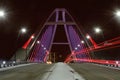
0 63 120 80
69 63 120 80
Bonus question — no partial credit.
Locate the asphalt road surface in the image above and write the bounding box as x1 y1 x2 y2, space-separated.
69 63 120 80
0 63 120 80
0 63 53 80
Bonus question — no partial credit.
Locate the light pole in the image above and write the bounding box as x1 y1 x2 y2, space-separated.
94 27 104 39
20 28 27 61
15 28 27 61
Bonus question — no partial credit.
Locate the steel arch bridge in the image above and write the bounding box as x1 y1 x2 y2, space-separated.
13 8 120 64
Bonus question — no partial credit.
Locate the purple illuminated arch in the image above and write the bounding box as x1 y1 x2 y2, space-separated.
28 8 90 62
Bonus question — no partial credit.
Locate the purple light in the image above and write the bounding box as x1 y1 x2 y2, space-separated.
30 26 54 62
44 47 46 50
75 47 78 50
77 44 80 47
41 44 44 47
28 9 90 62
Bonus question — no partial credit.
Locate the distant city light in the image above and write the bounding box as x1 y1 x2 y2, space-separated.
46 61 52 64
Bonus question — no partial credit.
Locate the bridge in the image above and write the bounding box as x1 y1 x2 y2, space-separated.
1 8 120 80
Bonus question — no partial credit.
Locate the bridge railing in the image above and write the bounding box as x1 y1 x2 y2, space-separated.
0 60 31 68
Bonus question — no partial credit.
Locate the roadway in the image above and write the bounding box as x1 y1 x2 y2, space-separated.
0 63 53 80
0 63 120 80
69 63 120 80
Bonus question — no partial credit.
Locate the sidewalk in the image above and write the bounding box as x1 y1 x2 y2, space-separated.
43 62 84 80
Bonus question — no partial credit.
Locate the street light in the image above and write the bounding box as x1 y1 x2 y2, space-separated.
41 44 44 47
94 27 104 39
15 27 27 61
75 47 78 50
31 35 35 39
21 28 27 33
37 41 40 44
44 47 46 50
114 9 120 17
86 35 90 39
2 61 6 64
113 9 120 23
20 28 27 61
81 40 85 44
0 9 5 18
77 44 80 47
94 27 102 33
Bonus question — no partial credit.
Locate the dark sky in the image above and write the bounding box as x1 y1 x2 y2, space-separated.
0 0 120 60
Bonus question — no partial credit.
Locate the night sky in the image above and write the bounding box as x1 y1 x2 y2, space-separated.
0 0 120 60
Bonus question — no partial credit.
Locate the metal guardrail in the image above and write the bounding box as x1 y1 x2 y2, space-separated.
0 61 29 68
